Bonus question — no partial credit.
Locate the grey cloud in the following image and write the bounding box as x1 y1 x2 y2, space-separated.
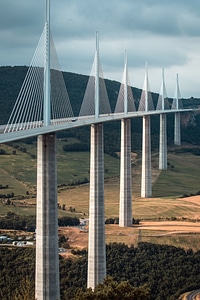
51 0 200 39
0 0 199 97
0 1 43 31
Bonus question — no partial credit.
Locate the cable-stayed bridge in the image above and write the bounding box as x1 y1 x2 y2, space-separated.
0 1 195 299
0 12 191 144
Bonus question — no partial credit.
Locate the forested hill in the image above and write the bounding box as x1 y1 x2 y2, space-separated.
0 65 143 121
0 66 200 153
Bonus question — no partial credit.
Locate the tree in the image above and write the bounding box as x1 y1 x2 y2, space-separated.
0 148 6 155
74 277 150 300
13 277 34 300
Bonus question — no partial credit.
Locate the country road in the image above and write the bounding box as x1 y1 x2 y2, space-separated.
186 289 200 299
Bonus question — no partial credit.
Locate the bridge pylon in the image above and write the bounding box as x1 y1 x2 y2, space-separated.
35 2 60 299
140 64 153 198
158 69 168 170
118 51 133 227
87 33 106 289
172 74 182 146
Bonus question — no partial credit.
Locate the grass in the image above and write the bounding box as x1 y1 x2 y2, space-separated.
1 143 200 220
0 143 37 194
153 152 200 197
105 225 200 252
1 142 200 250
0 139 120 196
58 149 200 220
58 187 200 220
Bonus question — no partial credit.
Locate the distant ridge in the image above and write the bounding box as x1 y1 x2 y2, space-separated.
0 66 200 152
0 65 154 122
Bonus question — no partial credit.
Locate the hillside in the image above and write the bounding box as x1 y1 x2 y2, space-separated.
1 66 200 154
1 142 200 220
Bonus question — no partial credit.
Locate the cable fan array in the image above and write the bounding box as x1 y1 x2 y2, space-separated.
114 64 136 114
4 29 183 134
79 51 111 117
4 27 74 133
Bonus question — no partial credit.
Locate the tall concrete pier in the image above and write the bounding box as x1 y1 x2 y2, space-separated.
158 69 168 170
118 51 133 227
174 112 181 145
141 115 152 198
87 123 106 289
119 118 132 227
140 64 153 198
35 133 60 300
159 114 167 169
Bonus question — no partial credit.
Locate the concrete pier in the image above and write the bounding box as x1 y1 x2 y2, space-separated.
87 123 106 289
159 113 167 170
141 115 152 198
119 118 132 227
35 133 60 300
174 112 181 145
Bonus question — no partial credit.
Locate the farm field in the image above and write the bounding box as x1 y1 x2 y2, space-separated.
1 142 200 250
56 148 200 252
59 213 200 254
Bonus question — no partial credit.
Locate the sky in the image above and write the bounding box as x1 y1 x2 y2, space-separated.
0 0 200 98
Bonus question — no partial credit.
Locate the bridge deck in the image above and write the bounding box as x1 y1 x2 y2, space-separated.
0 108 193 143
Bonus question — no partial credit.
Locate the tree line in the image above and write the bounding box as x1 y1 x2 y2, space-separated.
0 242 200 299
0 212 80 233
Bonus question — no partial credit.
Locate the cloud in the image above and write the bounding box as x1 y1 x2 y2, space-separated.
0 0 199 98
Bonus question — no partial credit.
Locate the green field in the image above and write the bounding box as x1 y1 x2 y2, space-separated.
0 143 200 217
58 181 200 220
153 151 200 197
0 139 120 196
1 143 200 250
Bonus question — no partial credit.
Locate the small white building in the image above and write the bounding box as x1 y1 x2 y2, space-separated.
0 235 12 243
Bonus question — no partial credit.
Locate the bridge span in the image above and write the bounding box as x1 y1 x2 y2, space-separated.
0 108 192 144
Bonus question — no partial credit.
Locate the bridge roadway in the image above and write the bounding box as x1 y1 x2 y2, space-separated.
0 108 192 144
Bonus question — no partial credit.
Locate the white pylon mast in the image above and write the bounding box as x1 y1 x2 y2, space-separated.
124 50 128 114
145 62 148 112
175 73 179 110
161 68 165 111
44 0 51 126
95 31 100 119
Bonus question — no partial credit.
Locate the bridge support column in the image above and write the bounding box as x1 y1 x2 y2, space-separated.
87 123 106 289
35 133 60 300
141 115 152 198
159 114 167 170
119 118 132 227
174 112 181 145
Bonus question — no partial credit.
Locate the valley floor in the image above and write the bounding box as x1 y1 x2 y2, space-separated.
59 196 200 256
